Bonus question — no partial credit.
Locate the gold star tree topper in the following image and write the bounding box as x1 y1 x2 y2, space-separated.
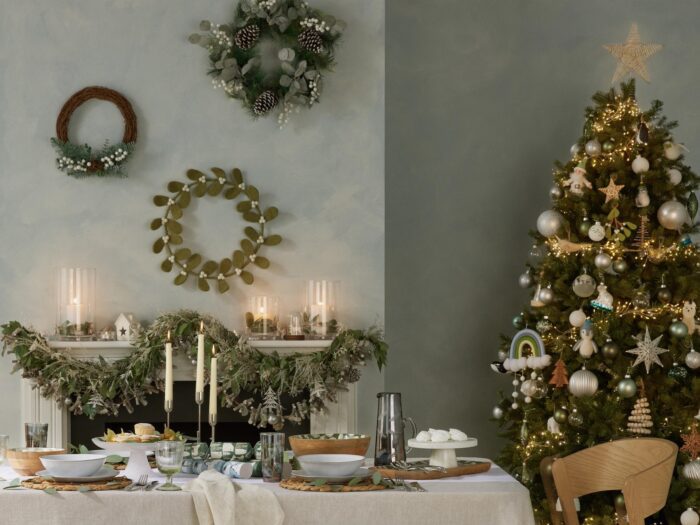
604 23 662 83
599 178 625 203
626 327 669 373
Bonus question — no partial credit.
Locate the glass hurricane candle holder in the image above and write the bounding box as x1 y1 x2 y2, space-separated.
304 280 339 339
56 268 96 340
284 312 305 340
245 296 279 339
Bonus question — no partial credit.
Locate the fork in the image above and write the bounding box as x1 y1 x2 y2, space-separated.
127 474 148 491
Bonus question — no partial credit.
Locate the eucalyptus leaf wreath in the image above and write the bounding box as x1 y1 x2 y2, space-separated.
189 0 345 126
1 311 387 425
152 167 281 292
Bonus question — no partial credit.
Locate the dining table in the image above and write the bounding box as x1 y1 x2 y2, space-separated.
0 459 536 525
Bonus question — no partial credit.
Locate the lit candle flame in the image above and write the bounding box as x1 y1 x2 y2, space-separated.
200 320 204 333
167 330 171 342
211 345 217 357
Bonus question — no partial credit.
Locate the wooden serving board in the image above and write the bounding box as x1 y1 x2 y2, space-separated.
280 477 388 492
374 460 491 480
21 476 132 491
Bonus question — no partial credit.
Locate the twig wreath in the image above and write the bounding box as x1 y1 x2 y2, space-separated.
152 167 281 292
51 86 137 178
1 311 388 425
189 0 345 126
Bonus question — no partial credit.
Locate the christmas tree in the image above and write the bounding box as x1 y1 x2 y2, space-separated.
492 80 700 524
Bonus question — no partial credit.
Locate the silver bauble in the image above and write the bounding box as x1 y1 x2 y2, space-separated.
538 286 555 305
570 143 581 157
670 319 689 338
617 376 637 398
512 315 524 328
657 285 672 304
550 185 563 200
572 274 596 298
588 221 606 242
537 209 565 238
602 340 620 359
685 349 700 370
568 368 598 397
612 258 628 273
492 406 504 419
528 243 548 262
594 251 612 270
569 308 587 328
667 168 683 186
682 459 700 482
518 272 533 288
658 199 689 231
585 139 602 157
268 413 280 425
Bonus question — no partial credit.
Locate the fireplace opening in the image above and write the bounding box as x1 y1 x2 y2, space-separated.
70 381 310 448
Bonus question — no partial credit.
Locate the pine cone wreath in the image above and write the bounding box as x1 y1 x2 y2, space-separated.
252 90 279 116
234 25 260 50
298 28 323 53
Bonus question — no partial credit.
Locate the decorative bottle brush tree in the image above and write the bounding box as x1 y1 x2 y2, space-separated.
491 80 700 523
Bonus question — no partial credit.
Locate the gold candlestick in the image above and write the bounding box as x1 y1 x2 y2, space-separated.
195 391 204 443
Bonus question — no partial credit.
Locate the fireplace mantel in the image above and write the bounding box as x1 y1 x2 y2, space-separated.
20 340 356 448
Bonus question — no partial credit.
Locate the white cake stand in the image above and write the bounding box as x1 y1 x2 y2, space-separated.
407 438 478 468
92 438 155 480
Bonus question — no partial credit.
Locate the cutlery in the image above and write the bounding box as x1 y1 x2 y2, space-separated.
410 482 427 492
126 474 148 491
144 481 159 491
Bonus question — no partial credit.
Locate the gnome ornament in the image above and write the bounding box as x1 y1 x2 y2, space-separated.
574 319 599 358
562 162 593 196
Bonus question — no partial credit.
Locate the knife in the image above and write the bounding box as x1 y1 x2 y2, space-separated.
144 481 159 491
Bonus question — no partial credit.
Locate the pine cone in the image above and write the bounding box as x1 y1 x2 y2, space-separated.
252 90 279 116
298 28 323 53
234 25 260 50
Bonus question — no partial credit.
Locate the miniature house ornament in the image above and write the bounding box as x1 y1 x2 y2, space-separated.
115 312 141 341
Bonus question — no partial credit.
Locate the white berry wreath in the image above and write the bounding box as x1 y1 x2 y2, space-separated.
189 0 345 126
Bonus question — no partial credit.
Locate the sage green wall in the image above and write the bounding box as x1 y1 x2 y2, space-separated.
0 0 384 447
386 0 700 458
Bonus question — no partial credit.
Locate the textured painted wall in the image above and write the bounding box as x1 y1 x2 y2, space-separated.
0 0 384 446
386 0 700 459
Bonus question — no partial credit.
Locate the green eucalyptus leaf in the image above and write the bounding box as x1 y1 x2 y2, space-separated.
154 195 169 206
43 487 58 495
78 485 91 493
371 472 382 485
220 258 233 273
79 445 89 454
281 62 296 75
104 455 123 464
254 256 270 269
198 278 210 292
265 234 282 246
218 280 230 293
347 477 362 486
240 271 254 285
153 238 165 254
199 20 211 31
174 273 188 286
175 248 192 260
280 75 293 87
310 479 326 487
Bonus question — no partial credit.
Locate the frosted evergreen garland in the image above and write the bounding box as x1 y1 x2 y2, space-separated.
51 139 134 178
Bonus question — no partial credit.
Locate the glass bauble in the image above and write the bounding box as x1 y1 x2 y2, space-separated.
668 363 688 381
632 290 650 309
572 273 596 298
536 316 553 333
682 459 700 482
568 409 584 427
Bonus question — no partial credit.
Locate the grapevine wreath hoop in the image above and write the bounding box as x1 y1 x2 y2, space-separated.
189 0 345 125
51 86 137 178
152 167 281 292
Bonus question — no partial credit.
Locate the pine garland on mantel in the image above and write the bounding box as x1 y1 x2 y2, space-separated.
1 310 387 425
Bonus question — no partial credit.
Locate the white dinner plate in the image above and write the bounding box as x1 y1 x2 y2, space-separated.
86 449 153 458
292 467 371 483
36 465 119 483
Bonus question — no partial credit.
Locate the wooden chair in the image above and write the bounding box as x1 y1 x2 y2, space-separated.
550 438 677 525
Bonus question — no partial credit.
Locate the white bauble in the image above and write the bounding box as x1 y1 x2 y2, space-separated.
588 221 606 242
686 349 700 370
664 141 683 160
658 199 690 231
631 155 649 174
585 139 602 157
594 251 612 270
667 168 683 186
568 368 598 398
569 309 587 327
570 143 581 157
573 274 596 298
682 460 700 482
681 508 700 525
537 210 565 238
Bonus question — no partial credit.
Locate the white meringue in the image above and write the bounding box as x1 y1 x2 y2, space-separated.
449 428 468 441
415 430 431 442
430 429 450 442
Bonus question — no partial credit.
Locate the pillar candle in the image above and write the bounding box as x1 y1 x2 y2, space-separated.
209 345 218 419
165 331 173 408
195 321 205 398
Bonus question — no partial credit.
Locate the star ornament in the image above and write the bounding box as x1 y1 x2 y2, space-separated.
681 422 700 461
599 178 625 203
604 24 662 84
626 327 669 373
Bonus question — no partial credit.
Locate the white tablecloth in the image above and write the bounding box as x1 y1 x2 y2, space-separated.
0 460 535 525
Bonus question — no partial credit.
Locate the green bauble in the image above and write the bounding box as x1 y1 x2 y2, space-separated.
612 258 628 273
512 315 524 328
602 140 615 153
617 376 637 398
657 286 672 304
568 409 584 427
553 408 568 424
578 217 591 237
602 340 620 360
669 319 689 338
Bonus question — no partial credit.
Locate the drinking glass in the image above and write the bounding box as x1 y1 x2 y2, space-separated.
260 432 284 482
0 435 8 466
155 440 185 491
25 423 48 448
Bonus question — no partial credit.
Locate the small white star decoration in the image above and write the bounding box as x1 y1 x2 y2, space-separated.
604 23 662 83
626 327 669 373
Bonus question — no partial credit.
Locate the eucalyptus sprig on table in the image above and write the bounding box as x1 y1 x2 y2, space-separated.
1 311 387 425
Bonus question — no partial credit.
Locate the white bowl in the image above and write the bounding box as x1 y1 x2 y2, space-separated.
297 454 365 477
40 454 106 477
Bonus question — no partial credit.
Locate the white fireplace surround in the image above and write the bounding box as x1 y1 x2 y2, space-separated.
20 340 357 448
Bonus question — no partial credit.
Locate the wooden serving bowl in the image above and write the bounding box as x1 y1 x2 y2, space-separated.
7 448 66 476
290 434 370 458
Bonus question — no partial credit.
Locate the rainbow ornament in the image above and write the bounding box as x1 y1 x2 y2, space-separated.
503 329 551 372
